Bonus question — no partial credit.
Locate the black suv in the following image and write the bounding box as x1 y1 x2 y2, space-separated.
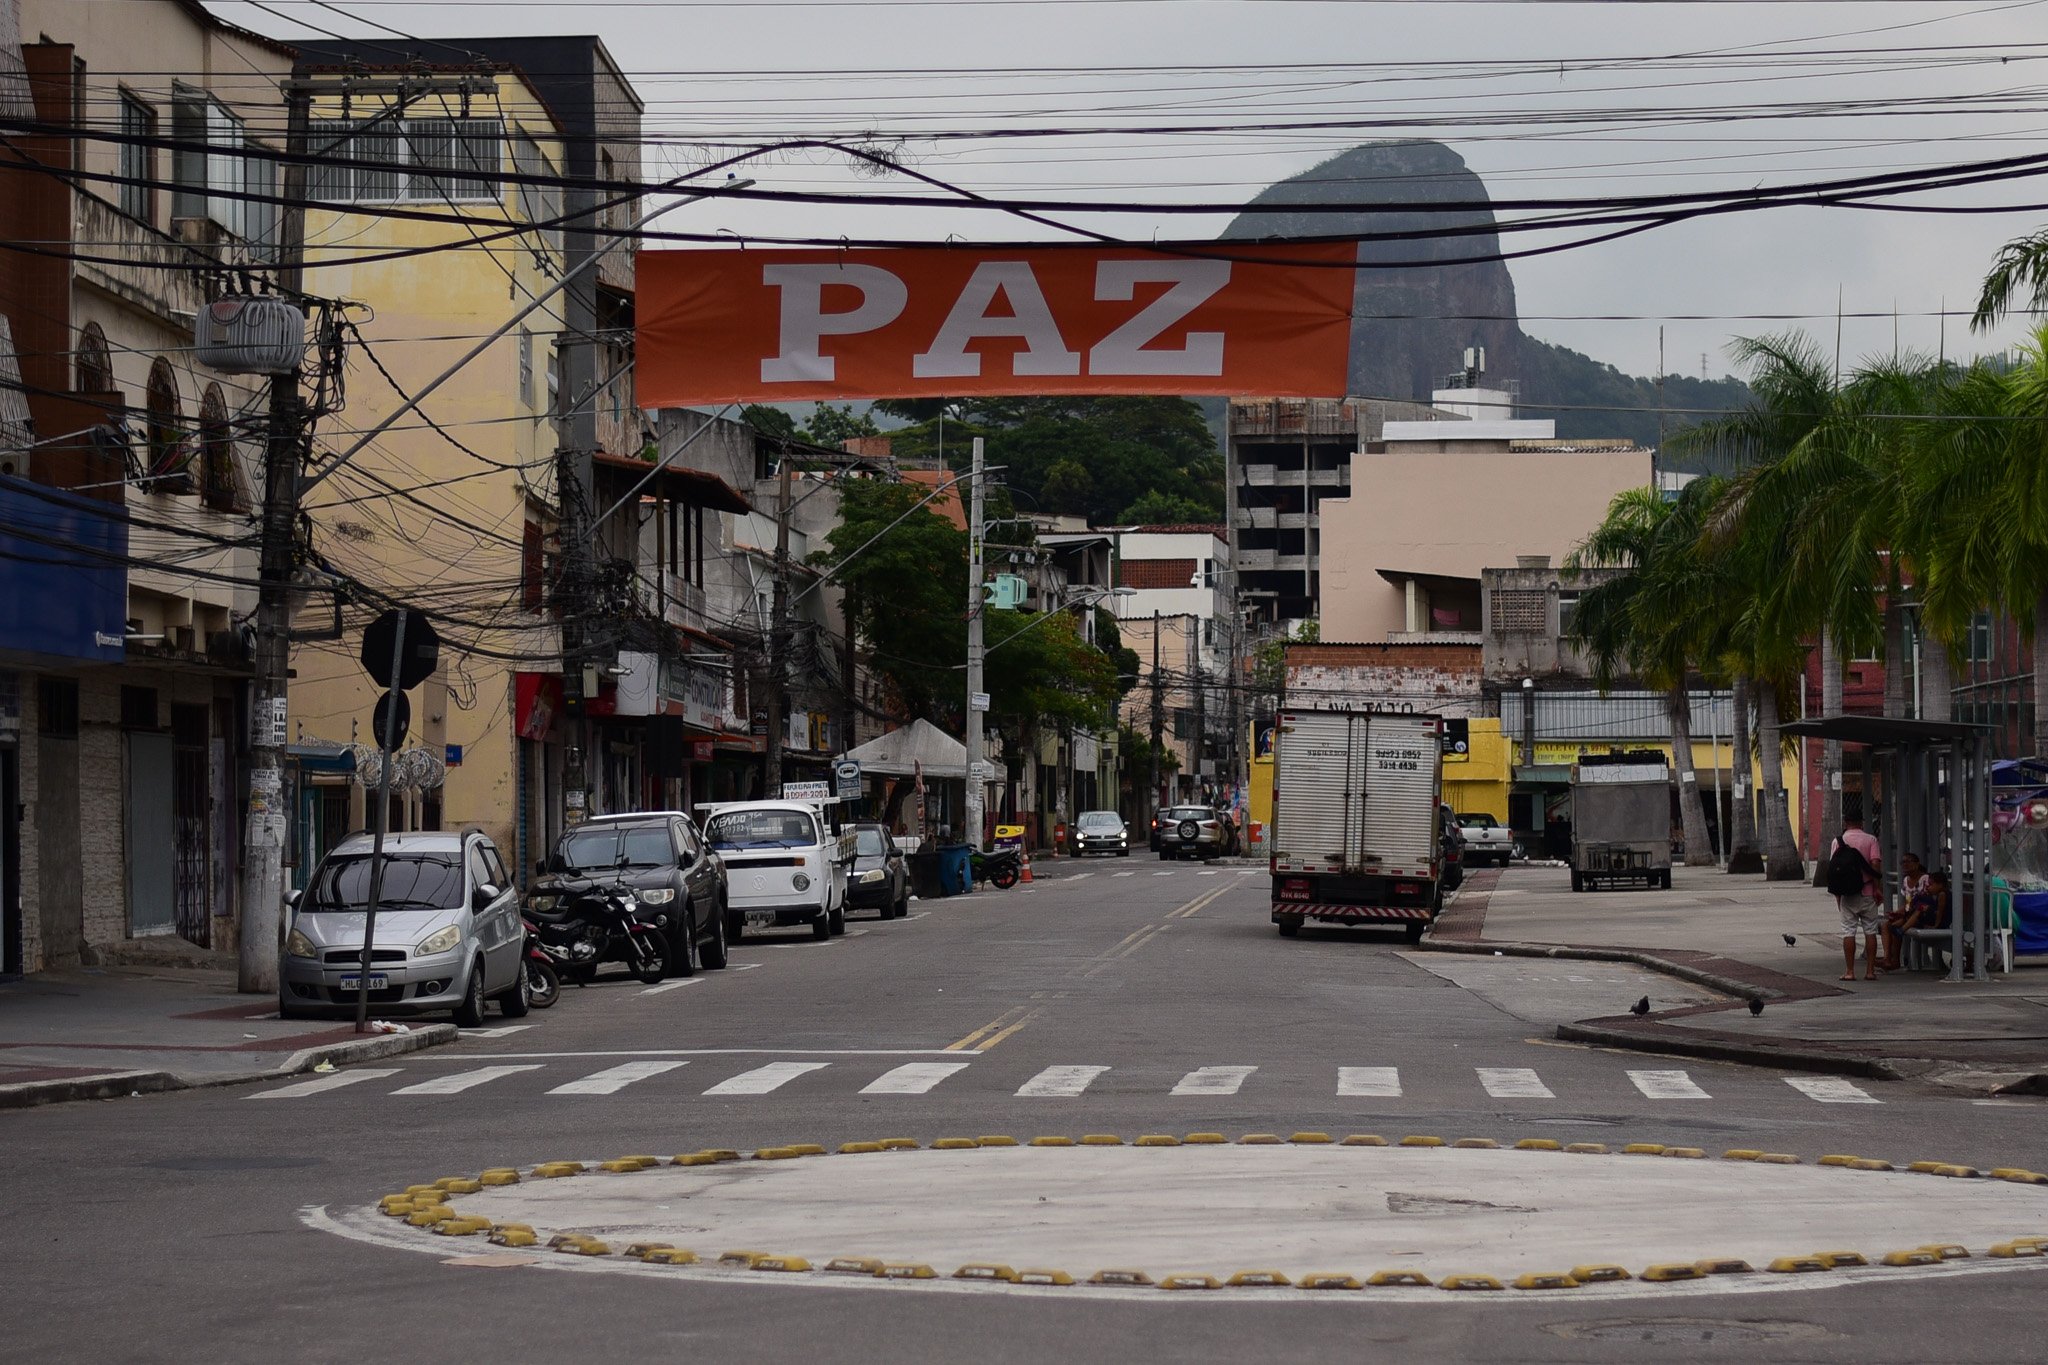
528 813 729 975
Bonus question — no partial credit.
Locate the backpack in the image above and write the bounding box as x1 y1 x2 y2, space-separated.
1825 840 1873 897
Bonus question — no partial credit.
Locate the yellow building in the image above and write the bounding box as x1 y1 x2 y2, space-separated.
282 49 635 883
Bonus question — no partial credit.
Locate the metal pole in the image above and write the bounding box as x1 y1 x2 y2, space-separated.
1974 738 1991 981
963 437 987 849
1150 609 1164 819
1708 689 1725 868
354 609 408 1032
764 456 791 796
237 79 310 994
1947 740 1965 983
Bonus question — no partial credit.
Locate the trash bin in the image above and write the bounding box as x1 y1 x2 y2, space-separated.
907 849 943 901
938 843 974 896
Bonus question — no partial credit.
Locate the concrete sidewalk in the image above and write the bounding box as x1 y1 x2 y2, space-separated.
0 966 455 1109
1427 864 2048 1091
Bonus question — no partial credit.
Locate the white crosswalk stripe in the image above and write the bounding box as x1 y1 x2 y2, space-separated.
247 1068 401 1099
547 1061 688 1096
861 1062 972 1095
1783 1076 1880 1104
702 1061 829 1096
1172 1065 1256 1096
390 1064 543 1096
1476 1067 1555 1099
1337 1066 1403 1097
1017 1065 1109 1097
1627 1069 1711 1100
1112 871 1135 878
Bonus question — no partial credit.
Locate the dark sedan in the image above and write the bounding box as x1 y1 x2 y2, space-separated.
844 823 909 919
527 813 729 975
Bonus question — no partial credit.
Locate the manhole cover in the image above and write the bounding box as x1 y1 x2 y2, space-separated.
1548 1318 1830 1345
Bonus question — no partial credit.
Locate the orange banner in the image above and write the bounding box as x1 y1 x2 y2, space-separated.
636 242 1356 405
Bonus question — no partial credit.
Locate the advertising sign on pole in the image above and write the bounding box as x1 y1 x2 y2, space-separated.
637 242 1357 405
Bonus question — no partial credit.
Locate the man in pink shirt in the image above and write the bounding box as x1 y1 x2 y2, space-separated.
1830 813 1884 981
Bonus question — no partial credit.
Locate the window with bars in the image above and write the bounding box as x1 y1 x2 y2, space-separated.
309 117 501 203
513 131 562 259
1490 589 1548 635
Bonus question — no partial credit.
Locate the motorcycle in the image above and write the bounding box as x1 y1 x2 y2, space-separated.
521 918 560 1009
968 846 1021 890
529 889 671 985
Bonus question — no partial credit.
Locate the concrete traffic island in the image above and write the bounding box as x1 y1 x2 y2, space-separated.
316 1139 2048 1301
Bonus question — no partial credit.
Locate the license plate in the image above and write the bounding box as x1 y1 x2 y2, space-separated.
744 910 776 928
338 974 388 991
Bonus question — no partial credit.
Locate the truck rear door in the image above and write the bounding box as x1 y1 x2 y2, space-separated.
1357 715 1442 878
1272 709 1356 874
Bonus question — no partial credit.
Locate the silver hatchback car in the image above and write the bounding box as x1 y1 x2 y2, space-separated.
280 830 527 1025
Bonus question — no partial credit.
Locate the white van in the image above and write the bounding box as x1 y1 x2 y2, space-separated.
700 799 854 941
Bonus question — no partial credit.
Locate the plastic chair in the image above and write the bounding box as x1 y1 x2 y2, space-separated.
1987 877 2017 974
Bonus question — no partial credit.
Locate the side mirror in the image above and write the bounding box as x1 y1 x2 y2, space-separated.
283 889 301 912
534 859 548 877
473 883 501 909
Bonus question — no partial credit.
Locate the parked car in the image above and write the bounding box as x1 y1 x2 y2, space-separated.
281 830 527 1024
1156 804 1227 860
845 822 909 919
702 799 852 940
1454 812 1514 867
1073 809 1131 857
527 812 729 974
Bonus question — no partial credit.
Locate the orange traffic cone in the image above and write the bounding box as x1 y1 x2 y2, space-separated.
1021 850 1034 883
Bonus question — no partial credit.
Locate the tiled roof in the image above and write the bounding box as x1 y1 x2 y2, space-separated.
1120 558 1197 591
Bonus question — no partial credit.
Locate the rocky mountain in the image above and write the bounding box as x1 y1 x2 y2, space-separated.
1220 140 1750 454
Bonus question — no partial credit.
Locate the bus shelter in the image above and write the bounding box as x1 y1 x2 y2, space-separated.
1781 715 1996 983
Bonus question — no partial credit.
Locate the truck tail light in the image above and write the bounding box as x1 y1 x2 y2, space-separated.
1278 878 1312 901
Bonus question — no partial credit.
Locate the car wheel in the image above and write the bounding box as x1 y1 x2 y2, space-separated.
1570 870 1585 892
1276 918 1301 938
701 902 730 969
1118 848 1129 858
811 914 831 941
453 960 488 1028
498 960 532 1017
728 911 744 943
277 990 311 1021
892 888 909 919
1404 920 1427 944
829 902 846 935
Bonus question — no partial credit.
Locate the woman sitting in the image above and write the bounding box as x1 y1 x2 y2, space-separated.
1887 868 1953 970
1882 853 1931 969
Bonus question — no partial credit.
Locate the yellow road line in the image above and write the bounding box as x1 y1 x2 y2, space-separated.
944 1004 1033 1052
1170 886 1232 920
973 1008 1042 1052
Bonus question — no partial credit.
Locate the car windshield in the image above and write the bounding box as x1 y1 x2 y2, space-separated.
706 809 818 849
617 827 674 867
854 827 889 857
1077 812 1121 829
556 824 673 870
307 853 464 911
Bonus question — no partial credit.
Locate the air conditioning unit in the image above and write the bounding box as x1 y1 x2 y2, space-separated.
195 296 305 375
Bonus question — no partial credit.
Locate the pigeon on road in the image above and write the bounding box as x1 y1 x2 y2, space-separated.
1629 996 1651 1016
1748 997 1766 1016
1783 934 1797 946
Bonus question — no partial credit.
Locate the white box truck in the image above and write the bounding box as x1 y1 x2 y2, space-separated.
1269 708 1446 942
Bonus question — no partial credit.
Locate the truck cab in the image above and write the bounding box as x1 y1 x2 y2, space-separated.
1269 708 1446 943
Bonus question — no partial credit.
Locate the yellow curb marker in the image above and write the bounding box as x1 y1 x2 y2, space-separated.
488 1228 539 1248
1622 1144 1665 1157
1722 1150 1764 1162
1089 1269 1152 1286
1029 1137 1074 1148
1663 1148 1707 1160
1881 1251 1940 1267
1399 1136 1446 1148
531 1162 583 1178
877 1139 919 1152
932 1138 980 1151
1515 1139 1562 1152
836 1143 884 1156
1225 1270 1291 1287
1438 1274 1505 1291
1184 1133 1227 1145
1569 1265 1631 1283
1079 1135 1123 1146
1366 1270 1432 1287
1238 1134 1284 1145
1134 1135 1180 1147
1016 1269 1076 1286
1814 1251 1868 1268
1452 1139 1499 1150
1766 1256 1830 1274
977 1136 1020 1148
1159 1274 1221 1290
1990 1241 2044 1259
1640 1264 1704 1282
1300 1273 1363 1291
879 1264 937 1280
1565 1143 1608 1155
954 1264 1020 1282
824 1258 885 1276
1918 1244 1971 1261
1289 1133 1333 1145
1694 1258 1753 1275
751 1256 812 1273
1512 1273 1580 1290
1342 1135 1389 1147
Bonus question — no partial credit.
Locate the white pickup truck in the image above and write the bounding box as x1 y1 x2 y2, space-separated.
1453 812 1514 867
700 799 854 941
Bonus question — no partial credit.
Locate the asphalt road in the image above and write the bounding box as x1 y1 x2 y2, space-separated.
7 861 2047 1364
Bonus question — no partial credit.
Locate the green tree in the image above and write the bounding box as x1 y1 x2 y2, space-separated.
816 479 968 724
806 402 881 447
741 404 801 442
1041 458 1094 516
1973 228 2048 332
1567 483 1720 866
1118 489 1214 525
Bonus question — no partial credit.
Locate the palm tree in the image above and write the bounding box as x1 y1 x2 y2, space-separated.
1567 483 1721 866
1973 228 2048 333
1909 328 2048 753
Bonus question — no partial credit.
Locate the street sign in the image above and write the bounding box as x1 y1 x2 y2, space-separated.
970 691 990 712
834 758 863 800
444 744 463 768
782 780 832 801
371 690 410 746
361 610 441 691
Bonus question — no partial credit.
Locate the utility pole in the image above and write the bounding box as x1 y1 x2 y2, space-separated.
236 79 310 995
1192 652 1207 801
963 437 987 849
1150 608 1164 817
763 455 792 795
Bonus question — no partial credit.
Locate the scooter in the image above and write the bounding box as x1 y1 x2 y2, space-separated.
520 918 560 1009
968 846 1022 890
529 889 670 985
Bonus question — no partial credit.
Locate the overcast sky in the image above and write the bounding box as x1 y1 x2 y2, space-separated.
216 0 2048 390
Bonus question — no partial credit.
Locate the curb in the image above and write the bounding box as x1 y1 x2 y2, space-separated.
1553 1020 1910 1082
0 1021 459 1111
1416 934 1769 1003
